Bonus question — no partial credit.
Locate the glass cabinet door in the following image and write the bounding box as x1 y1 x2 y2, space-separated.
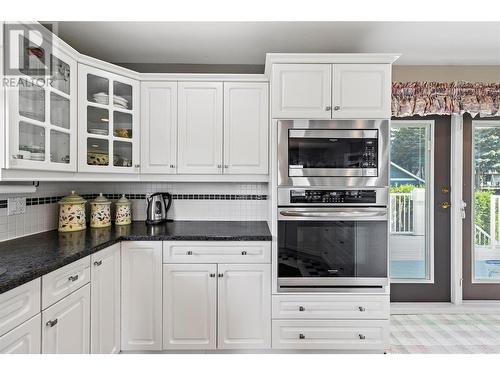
79 64 138 173
8 35 76 171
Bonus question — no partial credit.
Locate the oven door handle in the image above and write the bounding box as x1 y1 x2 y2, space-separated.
278 209 387 220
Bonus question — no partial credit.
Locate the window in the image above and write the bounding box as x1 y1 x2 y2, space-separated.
390 121 434 282
472 122 500 283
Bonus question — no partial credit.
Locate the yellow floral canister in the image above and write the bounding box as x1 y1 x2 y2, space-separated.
115 194 132 225
58 191 86 232
90 193 112 228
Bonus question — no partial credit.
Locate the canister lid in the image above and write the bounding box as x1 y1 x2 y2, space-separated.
91 193 111 204
59 190 86 205
116 194 131 205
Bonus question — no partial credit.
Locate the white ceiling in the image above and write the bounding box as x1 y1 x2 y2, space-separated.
55 22 500 66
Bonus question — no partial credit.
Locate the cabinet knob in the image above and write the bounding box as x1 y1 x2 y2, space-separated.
46 319 58 328
134 164 140 168
218 273 224 278
12 154 22 159
325 106 332 111
224 165 229 169
94 260 103 267
299 306 305 312
68 275 79 282
170 164 176 168
333 105 340 111
358 306 366 312
241 251 247 255
217 164 222 169
358 334 366 340
209 273 216 278
186 251 193 255
299 334 306 340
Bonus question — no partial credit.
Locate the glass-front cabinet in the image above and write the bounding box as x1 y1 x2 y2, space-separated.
7 36 77 171
78 64 139 173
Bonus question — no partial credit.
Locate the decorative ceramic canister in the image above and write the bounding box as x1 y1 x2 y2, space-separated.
115 194 132 225
90 193 112 228
58 191 86 232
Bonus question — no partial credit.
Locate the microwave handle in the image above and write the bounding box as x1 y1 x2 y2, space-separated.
279 209 387 220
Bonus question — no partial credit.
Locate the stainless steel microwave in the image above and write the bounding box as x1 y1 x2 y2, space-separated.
277 119 389 187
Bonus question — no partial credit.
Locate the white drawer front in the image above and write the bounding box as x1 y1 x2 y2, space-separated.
0 314 41 354
42 257 90 309
163 241 271 264
0 279 41 337
272 294 389 320
272 320 389 351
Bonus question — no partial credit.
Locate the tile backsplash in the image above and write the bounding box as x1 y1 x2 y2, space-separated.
0 181 269 242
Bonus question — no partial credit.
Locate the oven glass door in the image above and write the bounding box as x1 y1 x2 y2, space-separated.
278 220 387 279
288 129 378 177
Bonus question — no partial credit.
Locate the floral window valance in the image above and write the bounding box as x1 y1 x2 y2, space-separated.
392 82 500 118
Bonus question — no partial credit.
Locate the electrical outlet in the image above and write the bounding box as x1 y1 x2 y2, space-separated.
8 197 26 216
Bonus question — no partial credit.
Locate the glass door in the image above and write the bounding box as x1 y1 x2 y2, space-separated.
390 116 452 302
7 35 77 171
463 116 500 299
78 64 139 173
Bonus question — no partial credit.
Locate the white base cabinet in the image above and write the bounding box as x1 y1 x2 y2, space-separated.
42 284 90 354
0 314 41 354
162 242 272 351
91 244 121 354
163 264 217 350
217 264 271 349
121 241 163 351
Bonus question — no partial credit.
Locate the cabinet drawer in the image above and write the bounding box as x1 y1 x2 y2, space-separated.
0 279 41 337
163 241 271 264
0 314 41 354
272 320 389 351
42 257 90 309
272 294 389 320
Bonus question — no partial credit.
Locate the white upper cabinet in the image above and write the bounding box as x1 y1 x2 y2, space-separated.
223 82 268 174
78 64 140 173
217 264 271 349
6 38 77 171
91 244 121 354
177 82 223 174
272 64 332 119
140 82 178 174
271 63 392 119
42 284 90 354
332 64 391 118
163 264 217 350
121 241 163 351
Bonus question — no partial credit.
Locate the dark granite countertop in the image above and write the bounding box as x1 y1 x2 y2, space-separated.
0 221 271 294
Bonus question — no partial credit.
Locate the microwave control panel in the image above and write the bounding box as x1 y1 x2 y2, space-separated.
290 189 377 204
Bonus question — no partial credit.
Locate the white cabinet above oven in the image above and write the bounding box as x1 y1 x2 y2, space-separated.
271 63 391 119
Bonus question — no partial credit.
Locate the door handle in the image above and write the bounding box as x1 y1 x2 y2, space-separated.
46 319 58 328
440 201 451 209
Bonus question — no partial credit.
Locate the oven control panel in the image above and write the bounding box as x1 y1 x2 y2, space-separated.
290 189 377 204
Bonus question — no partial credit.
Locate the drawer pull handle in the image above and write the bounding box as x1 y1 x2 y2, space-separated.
218 273 224 278
358 306 366 312
299 306 305 312
241 251 247 255
359 334 366 340
209 273 216 278
186 251 193 255
68 275 79 282
299 334 306 340
94 260 102 267
46 319 58 328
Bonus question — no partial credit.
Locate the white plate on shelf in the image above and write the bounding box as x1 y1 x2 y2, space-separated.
88 129 108 135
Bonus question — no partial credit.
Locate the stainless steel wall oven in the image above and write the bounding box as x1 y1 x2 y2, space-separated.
277 187 389 292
